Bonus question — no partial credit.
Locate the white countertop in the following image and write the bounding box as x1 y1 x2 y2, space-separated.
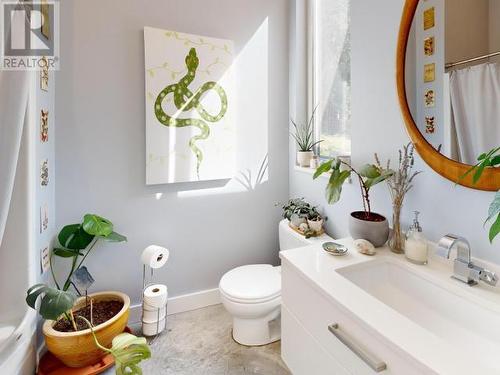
280 238 500 374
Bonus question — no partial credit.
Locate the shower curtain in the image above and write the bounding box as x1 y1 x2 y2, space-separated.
449 63 500 165
0 71 30 249
0 3 30 248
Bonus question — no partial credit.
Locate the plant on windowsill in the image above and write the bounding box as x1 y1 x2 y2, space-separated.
25 214 150 371
314 158 393 247
290 106 323 168
461 147 500 243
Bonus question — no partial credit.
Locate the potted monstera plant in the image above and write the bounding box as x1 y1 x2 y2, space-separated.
314 158 393 247
26 214 150 372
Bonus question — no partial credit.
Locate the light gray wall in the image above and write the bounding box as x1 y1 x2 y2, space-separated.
445 0 489 63
290 0 499 263
56 0 289 304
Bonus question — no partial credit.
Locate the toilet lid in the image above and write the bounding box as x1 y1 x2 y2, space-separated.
219 264 281 302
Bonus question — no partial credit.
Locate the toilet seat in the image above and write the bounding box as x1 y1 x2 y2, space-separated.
219 264 281 304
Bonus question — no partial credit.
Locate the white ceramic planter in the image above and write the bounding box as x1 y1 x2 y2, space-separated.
297 151 314 167
307 218 323 233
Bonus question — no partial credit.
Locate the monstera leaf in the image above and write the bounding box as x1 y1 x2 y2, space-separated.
81 316 151 375
82 214 127 242
82 214 114 237
104 231 128 243
58 223 94 250
26 284 77 320
112 333 152 375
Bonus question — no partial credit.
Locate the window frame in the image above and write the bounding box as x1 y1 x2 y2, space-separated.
307 0 351 161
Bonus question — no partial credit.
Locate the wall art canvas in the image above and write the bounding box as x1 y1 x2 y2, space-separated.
40 57 49 91
424 63 435 82
144 27 235 184
40 204 48 233
41 0 51 40
40 159 49 186
40 110 49 142
423 7 435 30
425 116 435 134
40 245 50 273
424 90 435 107
424 36 434 56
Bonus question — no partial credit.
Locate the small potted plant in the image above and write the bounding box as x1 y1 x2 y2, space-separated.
290 107 322 167
314 158 393 247
306 207 324 233
281 198 325 237
281 198 310 227
26 214 150 371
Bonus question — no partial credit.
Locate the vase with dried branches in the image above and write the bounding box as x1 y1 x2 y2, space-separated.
375 143 422 253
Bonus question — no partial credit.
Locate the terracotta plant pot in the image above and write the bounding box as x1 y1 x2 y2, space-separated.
43 291 130 368
297 151 314 167
348 211 389 247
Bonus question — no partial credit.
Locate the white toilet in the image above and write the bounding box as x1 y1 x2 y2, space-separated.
219 219 333 346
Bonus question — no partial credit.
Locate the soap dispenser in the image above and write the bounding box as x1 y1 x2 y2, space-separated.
405 211 428 265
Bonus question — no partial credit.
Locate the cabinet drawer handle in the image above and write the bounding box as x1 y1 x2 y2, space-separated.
328 323 387 372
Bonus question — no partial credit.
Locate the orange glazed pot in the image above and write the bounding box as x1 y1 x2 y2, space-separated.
42 291 130 368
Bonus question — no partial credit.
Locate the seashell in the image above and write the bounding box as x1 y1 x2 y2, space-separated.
354 239 376 256
299 222 309 232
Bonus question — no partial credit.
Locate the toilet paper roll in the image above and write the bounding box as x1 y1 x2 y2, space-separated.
142 317 166 336
142 305 167 323
143 284 168 308
141 245 169 269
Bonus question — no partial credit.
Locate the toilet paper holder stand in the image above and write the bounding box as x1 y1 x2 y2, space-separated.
141 264 168 340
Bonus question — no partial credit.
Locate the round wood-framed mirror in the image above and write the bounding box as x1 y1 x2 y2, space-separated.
396 0 500 191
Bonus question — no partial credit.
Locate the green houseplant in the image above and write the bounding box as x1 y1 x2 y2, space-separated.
26 214 151 371
27 214 127 321
291 107 323 167
461 147 500 243
79 316 151 375
314 158 393 246
281 198 326 237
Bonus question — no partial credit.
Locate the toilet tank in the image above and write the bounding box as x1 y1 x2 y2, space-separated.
279 220 333 251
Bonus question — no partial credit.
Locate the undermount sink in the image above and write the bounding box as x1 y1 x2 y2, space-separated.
336 258 500 371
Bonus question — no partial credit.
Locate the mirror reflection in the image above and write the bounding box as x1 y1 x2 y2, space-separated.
405 0 500 165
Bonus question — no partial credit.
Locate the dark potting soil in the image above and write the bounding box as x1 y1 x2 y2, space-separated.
351 211 386 222
53 300 124 332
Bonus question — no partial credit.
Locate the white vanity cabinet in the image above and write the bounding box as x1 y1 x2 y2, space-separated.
280 241 500 374
281 263 426 375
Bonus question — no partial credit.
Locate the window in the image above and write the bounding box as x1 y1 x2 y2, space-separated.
310 0 351 158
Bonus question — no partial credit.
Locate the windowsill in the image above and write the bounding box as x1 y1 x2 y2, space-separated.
293 165 330 179
293 164 352 183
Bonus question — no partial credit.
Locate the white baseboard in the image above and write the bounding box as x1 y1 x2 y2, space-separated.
129 287 221 324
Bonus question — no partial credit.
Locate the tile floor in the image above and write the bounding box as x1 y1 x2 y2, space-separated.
104 304 290 374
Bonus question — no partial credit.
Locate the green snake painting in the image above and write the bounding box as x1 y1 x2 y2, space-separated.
154 48 228 179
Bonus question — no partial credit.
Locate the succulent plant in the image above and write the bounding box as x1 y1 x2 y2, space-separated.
281 198 323 221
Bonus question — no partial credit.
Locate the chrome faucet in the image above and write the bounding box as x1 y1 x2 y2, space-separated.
437 234 498 287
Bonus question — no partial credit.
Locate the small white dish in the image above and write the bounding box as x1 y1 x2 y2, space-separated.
322 242 349 256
